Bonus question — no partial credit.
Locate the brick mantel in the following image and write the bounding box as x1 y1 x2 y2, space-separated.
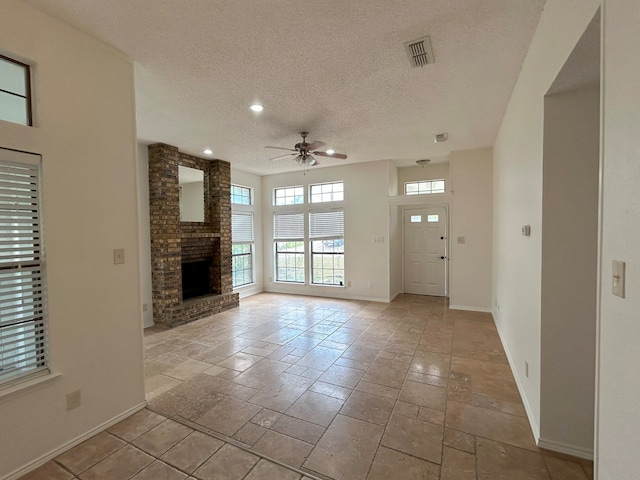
148 143 238 327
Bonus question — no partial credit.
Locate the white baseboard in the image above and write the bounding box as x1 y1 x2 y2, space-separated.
449 305 492 313
3 402 146 480
264 286 391 303
492 309 541 442
390 290 402 302
537 437 594 460
236 284 264 299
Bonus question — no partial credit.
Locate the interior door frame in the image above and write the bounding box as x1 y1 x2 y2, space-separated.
401 203 450 297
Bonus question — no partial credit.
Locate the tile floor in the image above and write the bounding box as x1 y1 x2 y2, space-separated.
21 293 593 480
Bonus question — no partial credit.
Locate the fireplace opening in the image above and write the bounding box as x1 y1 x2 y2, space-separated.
182 260 212 300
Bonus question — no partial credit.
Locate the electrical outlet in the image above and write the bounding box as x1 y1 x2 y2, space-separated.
66 390 81 410
525 362 529 378
368 282 373 289
347 281 352 287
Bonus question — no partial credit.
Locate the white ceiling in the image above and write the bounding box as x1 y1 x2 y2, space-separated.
27 0 546 175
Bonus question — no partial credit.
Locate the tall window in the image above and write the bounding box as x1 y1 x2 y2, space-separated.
310 210 344 285
310 181 344 203
0 54 32 126
0 149 47 386
231 184 254 288
405 179 445 195
274 212 305 283
231 212 254 287
274 186 304 206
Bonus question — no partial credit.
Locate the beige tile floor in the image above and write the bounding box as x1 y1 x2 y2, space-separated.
20 293 593 480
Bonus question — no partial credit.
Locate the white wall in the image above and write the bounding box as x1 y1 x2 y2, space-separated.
598 0 640 477
137 144 153 327
262 161 391 302
397 162 450 194
0 2 144 478
449 148 493 311
540 87 599 455
231 169 264 298
492 0 600 445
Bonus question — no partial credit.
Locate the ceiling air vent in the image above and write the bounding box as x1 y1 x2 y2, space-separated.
434 132 448 143
404 36 435 68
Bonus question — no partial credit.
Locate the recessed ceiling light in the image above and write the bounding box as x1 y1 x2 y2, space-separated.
203 148 213 155
250 104 264 112
326 149 335 155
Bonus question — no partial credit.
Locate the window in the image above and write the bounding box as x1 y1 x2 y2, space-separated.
0 149 47 386
231 212 254 287
0 54 32 126
274 186 304 206
231 184 251 205
405 179 445 195
410 215 422 223
427 214 439 222
310 209 344 286
274 212 305 283
310 181 344 203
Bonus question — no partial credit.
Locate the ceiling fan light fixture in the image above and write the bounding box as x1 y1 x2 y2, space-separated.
249 103 264 112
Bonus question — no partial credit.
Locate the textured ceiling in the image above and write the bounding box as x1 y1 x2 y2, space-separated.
26 0 546 175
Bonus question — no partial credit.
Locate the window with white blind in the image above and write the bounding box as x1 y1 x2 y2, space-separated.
310 209 344 286
273 212 305 283
231 212 254 287
0 149 47 387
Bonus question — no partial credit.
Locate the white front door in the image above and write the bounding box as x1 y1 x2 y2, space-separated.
403 207 447 296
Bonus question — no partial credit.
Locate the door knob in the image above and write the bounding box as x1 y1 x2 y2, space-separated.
440 256 445 259
440 236 444 240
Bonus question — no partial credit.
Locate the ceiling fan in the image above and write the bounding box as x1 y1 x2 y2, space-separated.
266 132 347 167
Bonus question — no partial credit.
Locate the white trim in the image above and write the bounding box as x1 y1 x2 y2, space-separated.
449 305 492 313
235 284 263 299
537 437 594 461
493 309 541 442
2 402 147 480
0 371 61 403
390 290 402 302
264 285 391 303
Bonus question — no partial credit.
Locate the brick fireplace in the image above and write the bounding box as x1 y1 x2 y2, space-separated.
148 143 238 327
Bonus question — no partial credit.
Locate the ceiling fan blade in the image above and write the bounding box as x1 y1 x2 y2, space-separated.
265 146 297 152
305 140 325 151
269 153 297 161
312 151 348 160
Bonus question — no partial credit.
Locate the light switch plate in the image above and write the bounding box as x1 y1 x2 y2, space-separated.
457 236 465 244
612 260 625 298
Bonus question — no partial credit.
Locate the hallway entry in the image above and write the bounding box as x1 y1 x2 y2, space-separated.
403 207 447 296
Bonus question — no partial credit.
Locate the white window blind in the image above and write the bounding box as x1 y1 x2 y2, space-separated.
274 212 304 240
232 212 254 243
0 149 47 385
309 209 344 239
